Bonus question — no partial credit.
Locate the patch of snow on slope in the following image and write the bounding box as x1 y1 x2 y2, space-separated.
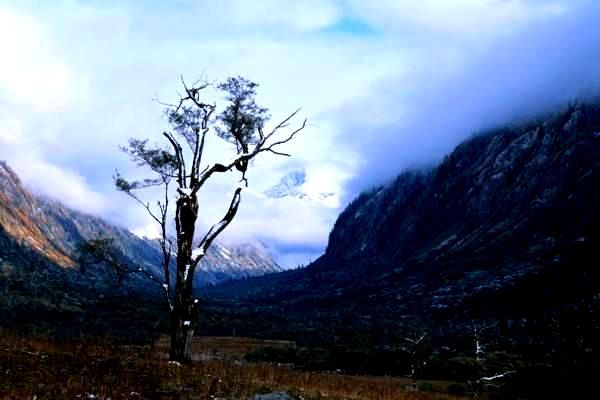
264 169 337 207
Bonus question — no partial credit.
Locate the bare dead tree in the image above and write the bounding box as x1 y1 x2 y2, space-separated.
78 75 306 362
401 330 429 390
470 320 497 362
464 320 511 398
467 370 516 398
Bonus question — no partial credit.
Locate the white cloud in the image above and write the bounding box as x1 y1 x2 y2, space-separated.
214 0 342 32
0 7 83 112
349 0 568 37
9 155 108 214
131 222 161 240
223 189 336 254
0 5 105 216
0 0 595 268
0 113 24 145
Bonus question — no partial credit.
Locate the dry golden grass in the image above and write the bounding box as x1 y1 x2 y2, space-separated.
154 335 296 360
0 332 464 400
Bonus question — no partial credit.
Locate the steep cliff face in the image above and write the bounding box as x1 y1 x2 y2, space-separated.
0 161 280 288
204 103 600 348
321 103 600 313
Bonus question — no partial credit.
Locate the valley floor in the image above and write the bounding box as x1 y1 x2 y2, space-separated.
0 333 463 400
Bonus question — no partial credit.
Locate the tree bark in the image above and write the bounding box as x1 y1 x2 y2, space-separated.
169 312 195 362
169 316 187 362
169 195 198 362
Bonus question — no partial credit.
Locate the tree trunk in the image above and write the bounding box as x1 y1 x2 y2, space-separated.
168 291 196 362
169 195 199 362
169 316 194 362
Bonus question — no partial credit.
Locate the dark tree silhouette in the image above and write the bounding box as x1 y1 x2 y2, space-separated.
79 76 306 362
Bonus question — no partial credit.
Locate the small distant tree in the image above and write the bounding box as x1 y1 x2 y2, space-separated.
464 320 514 397
79 76 306 362
399 326 430 390
470 320 497 362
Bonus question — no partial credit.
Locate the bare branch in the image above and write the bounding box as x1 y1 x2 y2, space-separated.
480 371 516 382
194 113 306 191
265 148 291 157
180 75 215 111
404 333 427 345
158 180 172 293
163 131 187 187
259 117 307 151
152 98 180 109
262 108 302 141
114 173 162 225
77 238 172 309
191 188 243 269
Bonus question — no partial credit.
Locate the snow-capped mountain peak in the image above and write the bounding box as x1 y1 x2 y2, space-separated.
264 170 307 198
264 169 337 207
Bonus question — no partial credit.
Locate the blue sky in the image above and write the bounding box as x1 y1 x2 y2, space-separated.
1 0 599 267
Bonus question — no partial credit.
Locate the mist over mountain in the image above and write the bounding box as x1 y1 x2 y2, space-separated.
0 159 280 296
341 2 600 195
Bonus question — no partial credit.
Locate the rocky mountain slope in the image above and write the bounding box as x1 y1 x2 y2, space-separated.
203 103 600 368
0 160 280 286
0 161 280 334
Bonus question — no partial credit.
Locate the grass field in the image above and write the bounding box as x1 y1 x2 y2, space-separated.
153 335 297 362
0 332 465 399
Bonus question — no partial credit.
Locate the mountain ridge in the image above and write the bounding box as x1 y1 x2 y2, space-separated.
201 102 600 359
0 160 281 287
